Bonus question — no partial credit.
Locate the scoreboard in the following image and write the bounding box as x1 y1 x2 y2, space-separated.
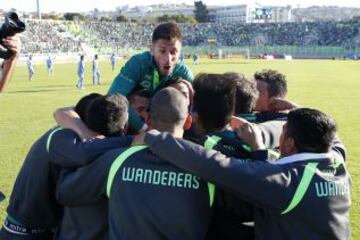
255 8 272 20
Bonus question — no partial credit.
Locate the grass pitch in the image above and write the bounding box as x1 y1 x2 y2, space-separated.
0 58 359 237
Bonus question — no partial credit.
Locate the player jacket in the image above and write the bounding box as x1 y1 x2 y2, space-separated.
4 127 131 238
56 144 213 240
144 132 351 240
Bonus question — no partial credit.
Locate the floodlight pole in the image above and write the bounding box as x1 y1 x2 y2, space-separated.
36 0 41 19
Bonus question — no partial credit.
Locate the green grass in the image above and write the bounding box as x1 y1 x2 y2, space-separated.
0 58 359 237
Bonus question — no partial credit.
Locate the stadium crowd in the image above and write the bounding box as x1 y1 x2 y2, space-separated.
17 19 360 54
20 20 82 54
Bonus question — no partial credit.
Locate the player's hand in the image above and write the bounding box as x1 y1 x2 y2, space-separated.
229 116 250 130
2 35 22 59
268 98 299 112
236 122 265 151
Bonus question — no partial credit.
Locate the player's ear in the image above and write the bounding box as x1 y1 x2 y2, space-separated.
183 114 192 130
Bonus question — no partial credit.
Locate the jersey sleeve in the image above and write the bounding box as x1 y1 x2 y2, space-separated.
47 129 132 168
108 56 141 95
56 151 119 206
144 132 292 213
179 64 193 82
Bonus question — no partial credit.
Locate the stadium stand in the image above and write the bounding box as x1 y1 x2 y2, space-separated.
19 19 360 58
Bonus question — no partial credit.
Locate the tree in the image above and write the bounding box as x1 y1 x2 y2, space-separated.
64 13 85 21
194 1 209 23
100 16 112 22
116 15 128 22
158 14 197 24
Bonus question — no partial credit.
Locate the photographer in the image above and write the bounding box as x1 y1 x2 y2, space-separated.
0 35 22 93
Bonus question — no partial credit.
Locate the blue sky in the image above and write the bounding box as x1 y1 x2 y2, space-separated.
1 0 359 13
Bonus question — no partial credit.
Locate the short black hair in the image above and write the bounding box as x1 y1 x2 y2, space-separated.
254 69 287 98
74 93 102 124
150 87 188 131
193 73 236 133
286 108 337 153
152 22 182 43
86 94 129 137
224 72 259 113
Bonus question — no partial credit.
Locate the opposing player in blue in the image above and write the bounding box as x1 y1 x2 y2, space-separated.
27 54 34 81
76 55 85 89
110 53 116 71
46 56 54 77
92 54 101 85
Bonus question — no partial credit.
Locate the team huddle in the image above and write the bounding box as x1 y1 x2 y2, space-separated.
0 22 351 240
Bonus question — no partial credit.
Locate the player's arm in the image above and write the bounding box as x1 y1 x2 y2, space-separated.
47 128 132 168
0 35 21 93
257 120 285 149
231 117 284 149
56 153 114 206
53 106 98 140
108 56 141 95
143 131 291 212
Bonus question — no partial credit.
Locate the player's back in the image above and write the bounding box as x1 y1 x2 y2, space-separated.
107 146 212 240
6 127 63 229
192 130 256 240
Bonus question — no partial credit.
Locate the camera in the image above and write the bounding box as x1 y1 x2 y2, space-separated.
0 11 25 59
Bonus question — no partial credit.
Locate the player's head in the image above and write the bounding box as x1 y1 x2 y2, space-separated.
86 94 129 137
150 22 182 76
94 54 98 59
74 93 102 124
163 77 193 109
254 69 287 112
224 72 259 114
192 73 236 134
149 87 191 133
279 108 337 157
128 87 151 123
80 55 84 61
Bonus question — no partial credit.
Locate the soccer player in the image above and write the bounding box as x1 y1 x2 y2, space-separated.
110 53 116 71
108 22 193 132
187 73 282 240
193 53 199 65
46 56 54 77
56 88 213 240
76 55 85 89
54 22 193 137
92 54 101 85
141 108 351 240
0 35 21 93
27 54 34 81
224 72 297 128
0 93 131 240
253 69 297 122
